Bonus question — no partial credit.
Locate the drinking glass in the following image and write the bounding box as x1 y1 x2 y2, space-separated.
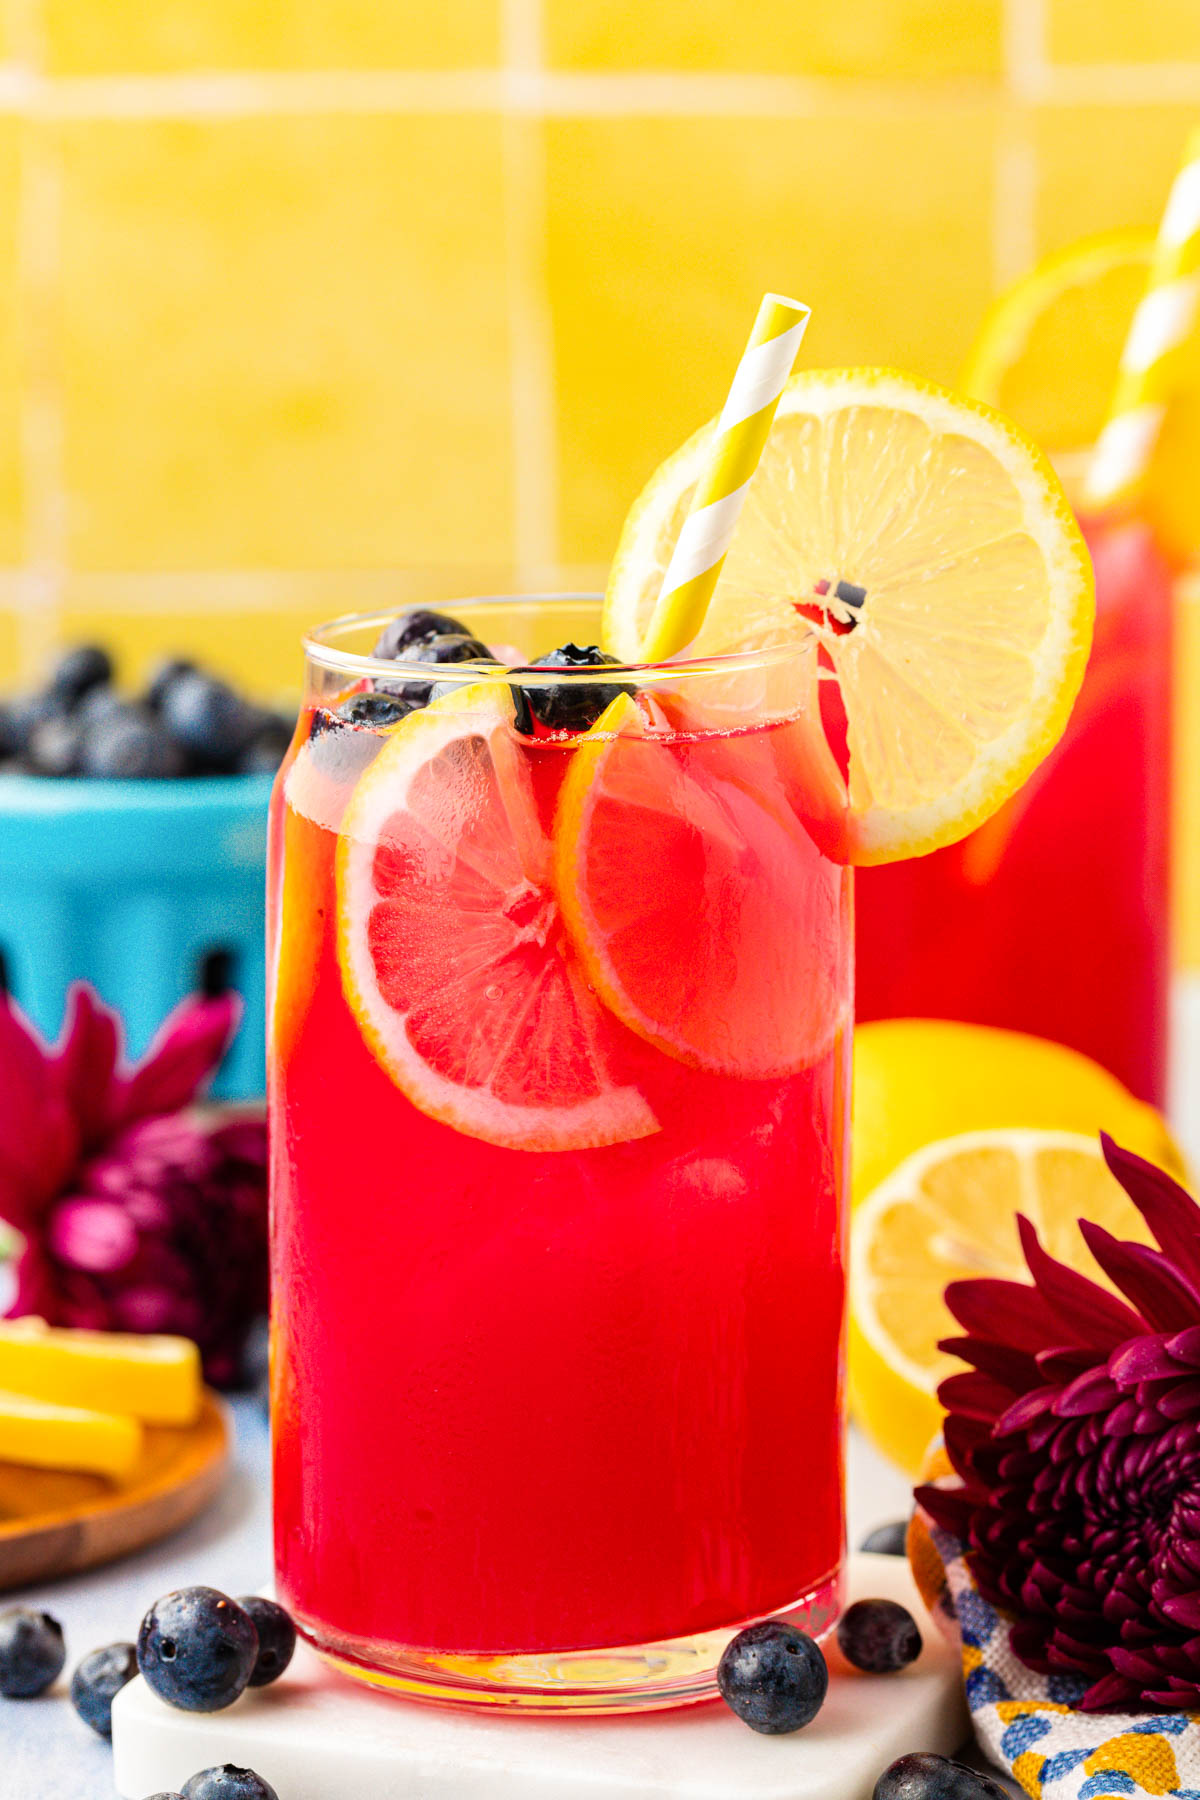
268 597 852 1710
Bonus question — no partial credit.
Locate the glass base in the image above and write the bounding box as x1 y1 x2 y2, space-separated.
298 1566 843 1713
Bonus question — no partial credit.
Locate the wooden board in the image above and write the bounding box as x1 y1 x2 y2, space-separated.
0 1391 229 1591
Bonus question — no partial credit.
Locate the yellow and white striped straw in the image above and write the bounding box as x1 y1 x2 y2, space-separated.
641 293 810 662
1085 125 1200 513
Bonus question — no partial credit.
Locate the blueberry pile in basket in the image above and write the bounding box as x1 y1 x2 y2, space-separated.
312 606 626 744
0 645 296 779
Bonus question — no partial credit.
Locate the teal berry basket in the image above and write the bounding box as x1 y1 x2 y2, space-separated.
0 770 273 1100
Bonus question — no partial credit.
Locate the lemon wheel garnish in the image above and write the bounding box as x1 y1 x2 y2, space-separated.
604 368 1094 865
848 1127 1154 1474
961 230 1155 454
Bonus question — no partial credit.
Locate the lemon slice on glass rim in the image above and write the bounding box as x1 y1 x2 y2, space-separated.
960 229 1155 455
603 368 1095 865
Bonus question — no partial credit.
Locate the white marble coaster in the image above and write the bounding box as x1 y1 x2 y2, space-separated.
112 1552 968 1800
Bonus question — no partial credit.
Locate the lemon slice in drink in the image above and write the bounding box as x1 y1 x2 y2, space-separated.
554 692 850 1078
849 1127 1153 1473
604 369 1094 864
336 683 658 1151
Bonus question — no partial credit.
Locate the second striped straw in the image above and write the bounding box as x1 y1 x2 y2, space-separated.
1084 124 1200 515
640 293 810 663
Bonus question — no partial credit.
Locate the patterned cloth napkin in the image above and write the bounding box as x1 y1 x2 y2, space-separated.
914 1517 1200 1800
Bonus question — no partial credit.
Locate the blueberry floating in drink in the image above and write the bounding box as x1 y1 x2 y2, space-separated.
372 607 473 659
337 691 413 730
511 642 625 735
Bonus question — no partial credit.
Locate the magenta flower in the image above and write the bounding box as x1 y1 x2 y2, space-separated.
0 983 267 1387
918 1134 1200 1712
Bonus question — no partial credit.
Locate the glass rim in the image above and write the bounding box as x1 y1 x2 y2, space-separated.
302 595 814 690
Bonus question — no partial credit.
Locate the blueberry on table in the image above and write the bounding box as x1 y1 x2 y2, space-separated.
181 1766 279 1800
70 1640 138 1736
716 1619 828 1734
837 1598 922 1672
78 684 124 725
0 1607 66 1697
49 643 113 704
161 672 260 771
237 712 296 774
860 1520 910 1556
82 706 186 779
27 712 84 776
144 657 198 712
0 699 18 761
235 1596 295 1688
874 1754 1012 1800
137 1587 259 1712
372 607 472 658
10 689 67 752
513 643 625 733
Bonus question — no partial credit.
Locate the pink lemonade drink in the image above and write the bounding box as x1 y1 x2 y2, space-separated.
856 514 1172 1104
268 599 852 1710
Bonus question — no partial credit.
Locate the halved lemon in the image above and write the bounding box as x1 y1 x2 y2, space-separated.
851 1018 1185 1211
961 230 1155 454
604 369 1094 865
335 683 658 1151
849 1127 1153 1474
554 692 850 1077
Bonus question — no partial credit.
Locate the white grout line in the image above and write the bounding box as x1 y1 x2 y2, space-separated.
0 63 1188 121
41 68 509 118
992 112 1038 289
29 563 615 611
1001 0 1048 105
988 0 1040 317
47 567 528 609
1032 61 1200 106
0 58 1188 123
501 0 559 590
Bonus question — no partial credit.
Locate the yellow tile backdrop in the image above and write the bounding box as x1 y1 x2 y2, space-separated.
0 0 1197 965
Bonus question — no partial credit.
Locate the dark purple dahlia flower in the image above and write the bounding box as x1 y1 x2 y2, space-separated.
0 983 267 1387
918 1134 1200 1712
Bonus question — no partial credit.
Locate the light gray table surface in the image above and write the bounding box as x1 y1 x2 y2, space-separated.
0 1400 911 1800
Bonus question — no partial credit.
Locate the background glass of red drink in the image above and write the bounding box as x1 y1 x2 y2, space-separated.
267 600 852 1711
857 512 1173 1106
